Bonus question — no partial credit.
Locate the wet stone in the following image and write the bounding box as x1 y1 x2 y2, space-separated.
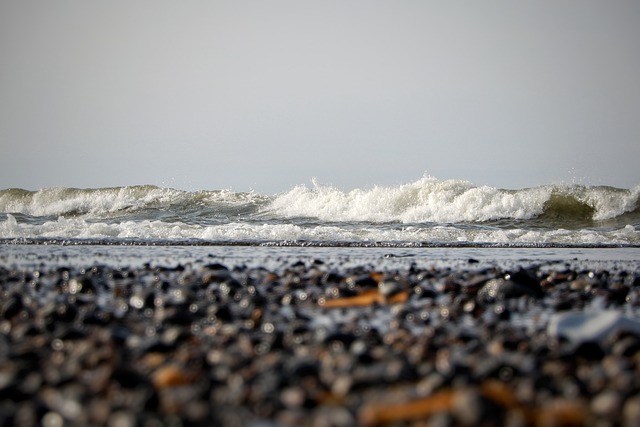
591 389 623 419
1 294 24 320
477 275 542 302
0 260 638 426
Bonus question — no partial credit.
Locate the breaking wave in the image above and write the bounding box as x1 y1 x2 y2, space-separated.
268 177 640 224
0 186 269 219
0 177 638 245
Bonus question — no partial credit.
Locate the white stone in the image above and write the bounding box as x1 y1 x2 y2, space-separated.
548 310 640 344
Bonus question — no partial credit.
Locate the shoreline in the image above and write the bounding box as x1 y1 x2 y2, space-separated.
1 246 640 426
2 237 640 249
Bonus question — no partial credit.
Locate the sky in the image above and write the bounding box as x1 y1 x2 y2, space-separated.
1 1 639 195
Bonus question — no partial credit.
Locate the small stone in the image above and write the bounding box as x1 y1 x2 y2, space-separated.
41 412 64 427
591 390 623 419
477 275 542 302
152 364 193 389
1 295 23 319
548 311 640 344
311 405 354 427
623 395 640 427
0 363 17 390
452 387 487 426
536 399 587 427
68 276 95 294
280 387 305 408
14 402 38 427
611 335 640 357
107 410 136 427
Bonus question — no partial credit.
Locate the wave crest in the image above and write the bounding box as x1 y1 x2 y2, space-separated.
0 186 269 218
268 177 640 224
1 178 638 229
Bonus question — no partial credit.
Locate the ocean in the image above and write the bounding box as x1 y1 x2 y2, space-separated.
1 176 638 247
2 177 640 426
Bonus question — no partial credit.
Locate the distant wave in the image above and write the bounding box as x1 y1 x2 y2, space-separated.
1 177 638 245
0 185 269 218
1 178 639 224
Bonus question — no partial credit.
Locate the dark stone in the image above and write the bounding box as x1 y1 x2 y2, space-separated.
322 272 343 284
54 303 78 322
70 276 96 294
57 326 88 340
573 341 605 361
164 308 196 325
203 263 229 271
1 295 23 320
611 335 640 357
287 360 319 379
507 268 544 298
214 305 233 322
144 341 177 354
351 275 379 289
112 367 148 389
477 275 543 302
325 332 357 347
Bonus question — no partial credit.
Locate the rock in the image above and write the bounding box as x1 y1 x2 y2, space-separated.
68 276 95 295
107 410 136 427
152 364 194 389
477 274 542 302
591 390 623 419
451 387 489 426
1 258 640 426
548 310 640 344
1 295 23 320
623 395 640 427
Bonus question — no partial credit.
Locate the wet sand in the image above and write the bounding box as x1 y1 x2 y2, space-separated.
1 245 640 426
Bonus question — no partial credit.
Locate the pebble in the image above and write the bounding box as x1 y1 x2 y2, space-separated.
548 310 640 344
591 389 623 419
0 260 638 426
622 395 640 427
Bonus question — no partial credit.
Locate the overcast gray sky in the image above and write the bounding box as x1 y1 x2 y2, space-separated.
1 1 639 194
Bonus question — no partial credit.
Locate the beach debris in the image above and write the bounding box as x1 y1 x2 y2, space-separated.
320 286 408 308
359 386 457 426
152 364 194 389
547 310 640 344
359 379 588 426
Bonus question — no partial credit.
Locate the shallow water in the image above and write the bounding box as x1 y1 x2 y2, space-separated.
2 244 639 274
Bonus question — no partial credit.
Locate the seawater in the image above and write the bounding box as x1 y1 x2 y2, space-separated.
2 245 639 274
1 176 639 246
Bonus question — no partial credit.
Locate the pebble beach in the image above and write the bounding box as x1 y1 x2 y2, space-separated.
1 245 640 427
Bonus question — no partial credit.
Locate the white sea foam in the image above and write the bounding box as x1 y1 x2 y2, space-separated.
1 177 638 245
0 186 175 217
268 177 534 222
573 184 640 221
0 186 267 218
268 177 639 223
2 214 638 245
